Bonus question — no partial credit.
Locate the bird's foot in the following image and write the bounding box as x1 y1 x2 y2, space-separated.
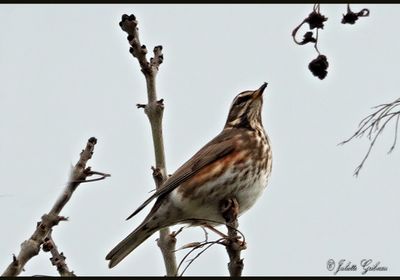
223 237 247 251
170 226 185 238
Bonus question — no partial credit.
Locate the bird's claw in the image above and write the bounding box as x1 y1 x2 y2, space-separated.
222 237 247 250
170 226 184 238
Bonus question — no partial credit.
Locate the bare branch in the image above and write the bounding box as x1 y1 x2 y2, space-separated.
2 137 109 276
119 14 177 276
221 198 246 277
340 98 400 176
42 229 75 276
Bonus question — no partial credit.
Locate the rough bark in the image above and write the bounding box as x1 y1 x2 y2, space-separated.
42 229 76 276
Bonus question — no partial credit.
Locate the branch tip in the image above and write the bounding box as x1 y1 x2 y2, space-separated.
119 12 174 275
88 137 97 145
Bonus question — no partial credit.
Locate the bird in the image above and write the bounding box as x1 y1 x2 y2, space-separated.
106 82 273 268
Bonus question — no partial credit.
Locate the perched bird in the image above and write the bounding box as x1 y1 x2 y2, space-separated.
106 83 273 268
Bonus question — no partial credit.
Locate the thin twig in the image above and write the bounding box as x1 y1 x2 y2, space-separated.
173 218 246 244
2 137 109 276
178 239 225 276
291 18 308 45
72 171 111 184
388 114 400 153
172 217 246 276
314 27 320 55
119 14 177 276
292 3 323 49
339 98 400 176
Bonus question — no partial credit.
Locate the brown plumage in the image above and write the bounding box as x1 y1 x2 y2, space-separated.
106 83 272 268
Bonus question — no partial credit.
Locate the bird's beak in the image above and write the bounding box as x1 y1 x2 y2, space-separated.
253 82 268 100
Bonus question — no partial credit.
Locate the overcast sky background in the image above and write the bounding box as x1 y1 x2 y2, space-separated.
1 4 399 276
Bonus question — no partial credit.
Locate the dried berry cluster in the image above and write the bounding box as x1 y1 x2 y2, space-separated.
308 55 329 80
292 4 369 80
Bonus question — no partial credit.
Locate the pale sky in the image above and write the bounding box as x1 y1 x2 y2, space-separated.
1 4 399 276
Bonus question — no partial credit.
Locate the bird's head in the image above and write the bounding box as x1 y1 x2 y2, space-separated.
224 82 268 130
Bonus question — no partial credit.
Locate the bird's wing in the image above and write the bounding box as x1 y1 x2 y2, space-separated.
126 129 237 220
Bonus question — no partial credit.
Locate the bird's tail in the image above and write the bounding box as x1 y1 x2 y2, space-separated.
106 216 162 268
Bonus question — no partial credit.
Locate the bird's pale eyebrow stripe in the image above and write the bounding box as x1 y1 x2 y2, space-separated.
234 92 252 104
239 91 253 98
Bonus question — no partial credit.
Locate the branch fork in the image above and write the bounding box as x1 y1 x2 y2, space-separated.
2 137 109 276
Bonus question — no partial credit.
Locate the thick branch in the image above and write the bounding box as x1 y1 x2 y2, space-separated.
42 229 75 276
2 137 108 276
119 14 177 276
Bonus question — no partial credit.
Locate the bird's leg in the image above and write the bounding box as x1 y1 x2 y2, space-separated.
220 197 246 247
221 198 239 224
220 197 240 224
200 197 240 239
